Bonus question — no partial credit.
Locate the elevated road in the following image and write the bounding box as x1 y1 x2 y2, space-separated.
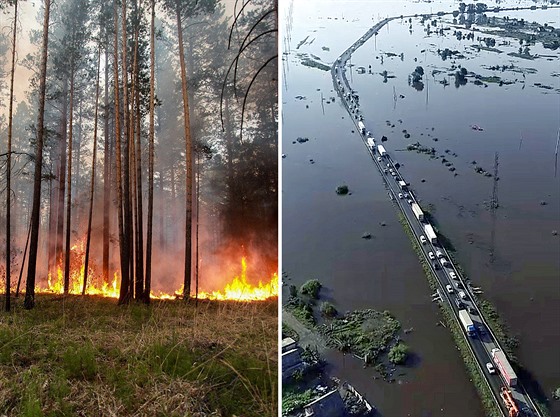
330 14 544 417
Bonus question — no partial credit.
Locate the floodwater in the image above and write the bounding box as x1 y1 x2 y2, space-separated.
282 1 560 416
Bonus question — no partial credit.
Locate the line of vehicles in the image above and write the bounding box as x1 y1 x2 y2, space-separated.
342 110 525 417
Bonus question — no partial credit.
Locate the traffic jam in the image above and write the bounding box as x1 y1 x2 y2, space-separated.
332 37 528 416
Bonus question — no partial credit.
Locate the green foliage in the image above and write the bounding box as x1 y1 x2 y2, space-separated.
289 302 316 327
318 309 401 361
320 301 337 318
388 342 409 364
62 343 98 381
300 279 322 299
282 389 315 416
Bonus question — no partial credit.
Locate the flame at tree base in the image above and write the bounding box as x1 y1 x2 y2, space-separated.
38 255 277 302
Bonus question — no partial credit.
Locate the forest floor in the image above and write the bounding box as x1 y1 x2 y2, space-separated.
0 295 277 417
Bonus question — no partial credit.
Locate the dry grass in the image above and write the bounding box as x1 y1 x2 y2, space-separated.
0 295 277 417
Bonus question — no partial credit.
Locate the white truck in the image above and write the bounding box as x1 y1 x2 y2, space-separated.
367 137 375 151
411 203 424 221
358 121 366 134
423 224 437 244
377 145 387 157
458 310 476 336
491 348 518 387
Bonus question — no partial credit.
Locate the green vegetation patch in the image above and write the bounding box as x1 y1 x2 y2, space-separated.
300 279 322 299
388 342 409 365
282 389 316 416
318 309 400 361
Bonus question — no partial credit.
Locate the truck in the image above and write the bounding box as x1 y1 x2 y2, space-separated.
358 121 366 134
500 387 520 417
367 137 375 151
411 203 424 221
491 348 518 387
423 224 437 244
398 180 407 190
458 310 476 336
377 145 387 157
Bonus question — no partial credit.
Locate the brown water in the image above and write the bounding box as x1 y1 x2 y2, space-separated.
282 1 560 415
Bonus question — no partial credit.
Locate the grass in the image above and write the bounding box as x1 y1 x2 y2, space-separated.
0 294 277 417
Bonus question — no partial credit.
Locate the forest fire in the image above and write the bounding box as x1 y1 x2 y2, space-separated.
37 240 277 301
197 257 278 301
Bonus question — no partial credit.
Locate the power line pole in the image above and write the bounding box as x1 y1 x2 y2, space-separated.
489 152 499 263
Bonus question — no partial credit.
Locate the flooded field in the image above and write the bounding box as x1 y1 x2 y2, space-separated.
282 1 559 415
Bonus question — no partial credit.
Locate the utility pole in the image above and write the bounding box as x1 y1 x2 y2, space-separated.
489 152 499 263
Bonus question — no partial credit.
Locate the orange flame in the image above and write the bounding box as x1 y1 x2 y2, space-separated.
37 240 277 301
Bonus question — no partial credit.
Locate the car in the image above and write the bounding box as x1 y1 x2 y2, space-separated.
398 193 403 199
440 258 450 267
377 156 382 162
449 271 457 280
486 362 496 374
391 172 397 177
455 299 466 309
457 282 464 289
403 193 409 198
435 250 444 259
477 324 486 335
386 163 391 168
446 285 453 294
468 306 477 315
432 262 441 270
428 251 435 260
383 168 388 173
458 291 467 300
407 199 413 204
420 235 427 244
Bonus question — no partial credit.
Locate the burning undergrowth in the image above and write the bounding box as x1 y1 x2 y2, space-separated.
26 235 278 302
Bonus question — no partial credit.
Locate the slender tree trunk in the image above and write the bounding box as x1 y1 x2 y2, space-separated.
114 0 129 304
175 2 193 299
83 48 102 295
131 3 144 300
145 0 155 304
56 78 69 271
5 0 18 311
64 64 76 294
25 0 52 310
103 32 111 284
121 0 133 302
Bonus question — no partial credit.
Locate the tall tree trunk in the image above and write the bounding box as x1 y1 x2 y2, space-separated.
5 0 18 311
145 0 155 304
56 78 69 272
64 64 75 294
121 0 133 302
131 3 144 301
25 0 52 310
114 0 129 304
175 2 193 300
103 32 111 284
83 48 102 295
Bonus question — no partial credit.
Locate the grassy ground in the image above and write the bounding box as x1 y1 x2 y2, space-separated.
0 295 277 417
